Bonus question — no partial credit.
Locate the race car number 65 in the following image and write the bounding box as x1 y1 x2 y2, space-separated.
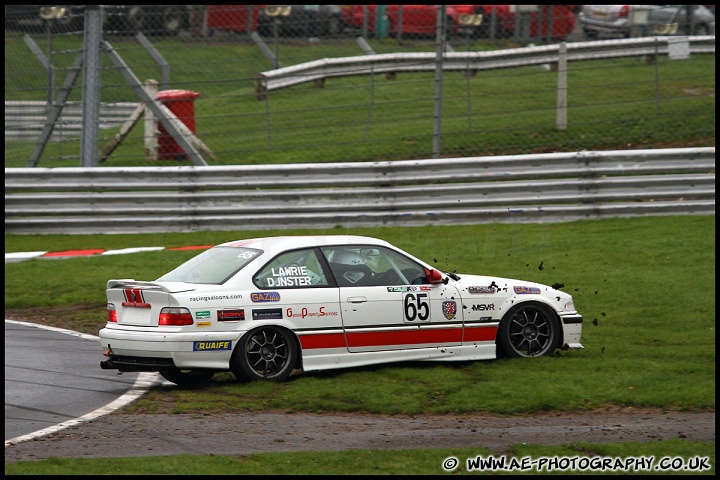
404 293 429 321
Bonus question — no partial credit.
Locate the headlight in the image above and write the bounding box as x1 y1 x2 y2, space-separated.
564 299 576 312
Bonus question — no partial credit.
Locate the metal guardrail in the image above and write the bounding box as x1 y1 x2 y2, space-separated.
4 101 139 141
4 147 715 235
256 36 716 95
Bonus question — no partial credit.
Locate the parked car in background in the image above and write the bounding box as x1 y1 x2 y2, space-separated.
99 235 583 386
342 5 577 40
579 5 715 38
256 5 346 38
205 4 262 34
105 5 190 35
203 5 346 38
343 5 486 39
473 5 578 40
5 4 86 32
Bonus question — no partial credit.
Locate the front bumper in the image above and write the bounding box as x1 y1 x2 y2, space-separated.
560 313 583 350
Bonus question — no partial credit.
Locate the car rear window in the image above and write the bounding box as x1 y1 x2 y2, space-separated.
156 247 262 284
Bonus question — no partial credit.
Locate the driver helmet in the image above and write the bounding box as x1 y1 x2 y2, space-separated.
332 250 367 266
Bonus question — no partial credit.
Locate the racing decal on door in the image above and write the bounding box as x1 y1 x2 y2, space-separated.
442 301 457 320
403 292 430 322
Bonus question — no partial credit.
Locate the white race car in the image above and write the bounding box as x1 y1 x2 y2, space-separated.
100 235 583 385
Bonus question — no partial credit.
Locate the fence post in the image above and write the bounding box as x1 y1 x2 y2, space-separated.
556 42 567 130
80 5 102 167
432 6 446 159
144 79 158 160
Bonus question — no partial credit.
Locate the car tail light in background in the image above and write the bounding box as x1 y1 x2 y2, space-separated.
159 307 194 325
106 303 117 323
619 5 630 18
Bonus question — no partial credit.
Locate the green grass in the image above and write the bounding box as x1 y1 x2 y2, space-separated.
4 439 715 475
4 215 715 416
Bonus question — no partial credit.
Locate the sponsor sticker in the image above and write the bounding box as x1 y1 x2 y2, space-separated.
195 310 211 320
196 321 211 327
217 309 245 321
514 286 541 295
285 306 339 319
387 285 432 292
468 286 497 294
193 341 232 351
471 304 495 311
251 291 281 302
442 300 457 320
252 308 283 320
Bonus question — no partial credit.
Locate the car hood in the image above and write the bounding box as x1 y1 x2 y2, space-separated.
450 273 571 298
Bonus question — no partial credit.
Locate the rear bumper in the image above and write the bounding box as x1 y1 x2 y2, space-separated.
101 354 175 372
99 327 241 371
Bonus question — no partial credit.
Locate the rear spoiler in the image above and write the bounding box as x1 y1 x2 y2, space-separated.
107 279 197 294
107 279 166 290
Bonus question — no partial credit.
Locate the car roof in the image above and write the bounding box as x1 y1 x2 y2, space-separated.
216 235 392 251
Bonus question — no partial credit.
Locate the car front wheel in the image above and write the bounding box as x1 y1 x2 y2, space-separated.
497 302 560 358
159 368 215 386
232 326 298 381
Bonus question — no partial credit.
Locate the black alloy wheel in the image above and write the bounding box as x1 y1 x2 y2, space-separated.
233 326 298 381
497 302 561 358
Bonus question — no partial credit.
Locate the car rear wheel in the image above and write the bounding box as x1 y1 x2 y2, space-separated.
232 326 298 381
159 368 215 386
497 302 560 358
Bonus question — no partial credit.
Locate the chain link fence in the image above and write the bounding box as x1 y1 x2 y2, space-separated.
4 5 716 167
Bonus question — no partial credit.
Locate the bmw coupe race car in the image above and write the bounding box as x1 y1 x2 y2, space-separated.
99 235 583 386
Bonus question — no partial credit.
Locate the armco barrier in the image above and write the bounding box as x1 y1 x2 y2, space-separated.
256 36 716 95
4 147 715 235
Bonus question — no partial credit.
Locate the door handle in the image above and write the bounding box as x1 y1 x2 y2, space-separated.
347 296 367 303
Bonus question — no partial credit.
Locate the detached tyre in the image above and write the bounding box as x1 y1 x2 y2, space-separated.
232 326 298 381
497 302 560 358
160 368 215 386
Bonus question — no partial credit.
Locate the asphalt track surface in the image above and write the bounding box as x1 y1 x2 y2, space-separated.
4 320 160 445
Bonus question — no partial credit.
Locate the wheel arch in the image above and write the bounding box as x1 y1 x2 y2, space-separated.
496 299 564 355
233 323 304 371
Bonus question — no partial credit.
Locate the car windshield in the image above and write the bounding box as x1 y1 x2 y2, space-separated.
156 247 262 284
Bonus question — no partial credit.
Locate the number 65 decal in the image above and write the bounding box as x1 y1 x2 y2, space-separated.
404 293 430 322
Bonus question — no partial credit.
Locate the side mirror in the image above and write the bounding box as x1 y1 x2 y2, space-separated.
425 268 444 284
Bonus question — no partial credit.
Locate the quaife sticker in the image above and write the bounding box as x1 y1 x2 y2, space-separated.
193 341 232 351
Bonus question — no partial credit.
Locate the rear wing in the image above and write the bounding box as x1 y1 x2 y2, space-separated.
107 279 197 294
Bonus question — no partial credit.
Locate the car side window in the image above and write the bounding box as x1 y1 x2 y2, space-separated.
253 248 328 288
322 245 428 287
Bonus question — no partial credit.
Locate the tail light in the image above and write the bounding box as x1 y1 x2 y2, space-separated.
107 303 117 323
619 5 629 18
159 307 194 326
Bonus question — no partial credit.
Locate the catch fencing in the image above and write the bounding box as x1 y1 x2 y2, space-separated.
4 147 715 235
4 6 715 168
